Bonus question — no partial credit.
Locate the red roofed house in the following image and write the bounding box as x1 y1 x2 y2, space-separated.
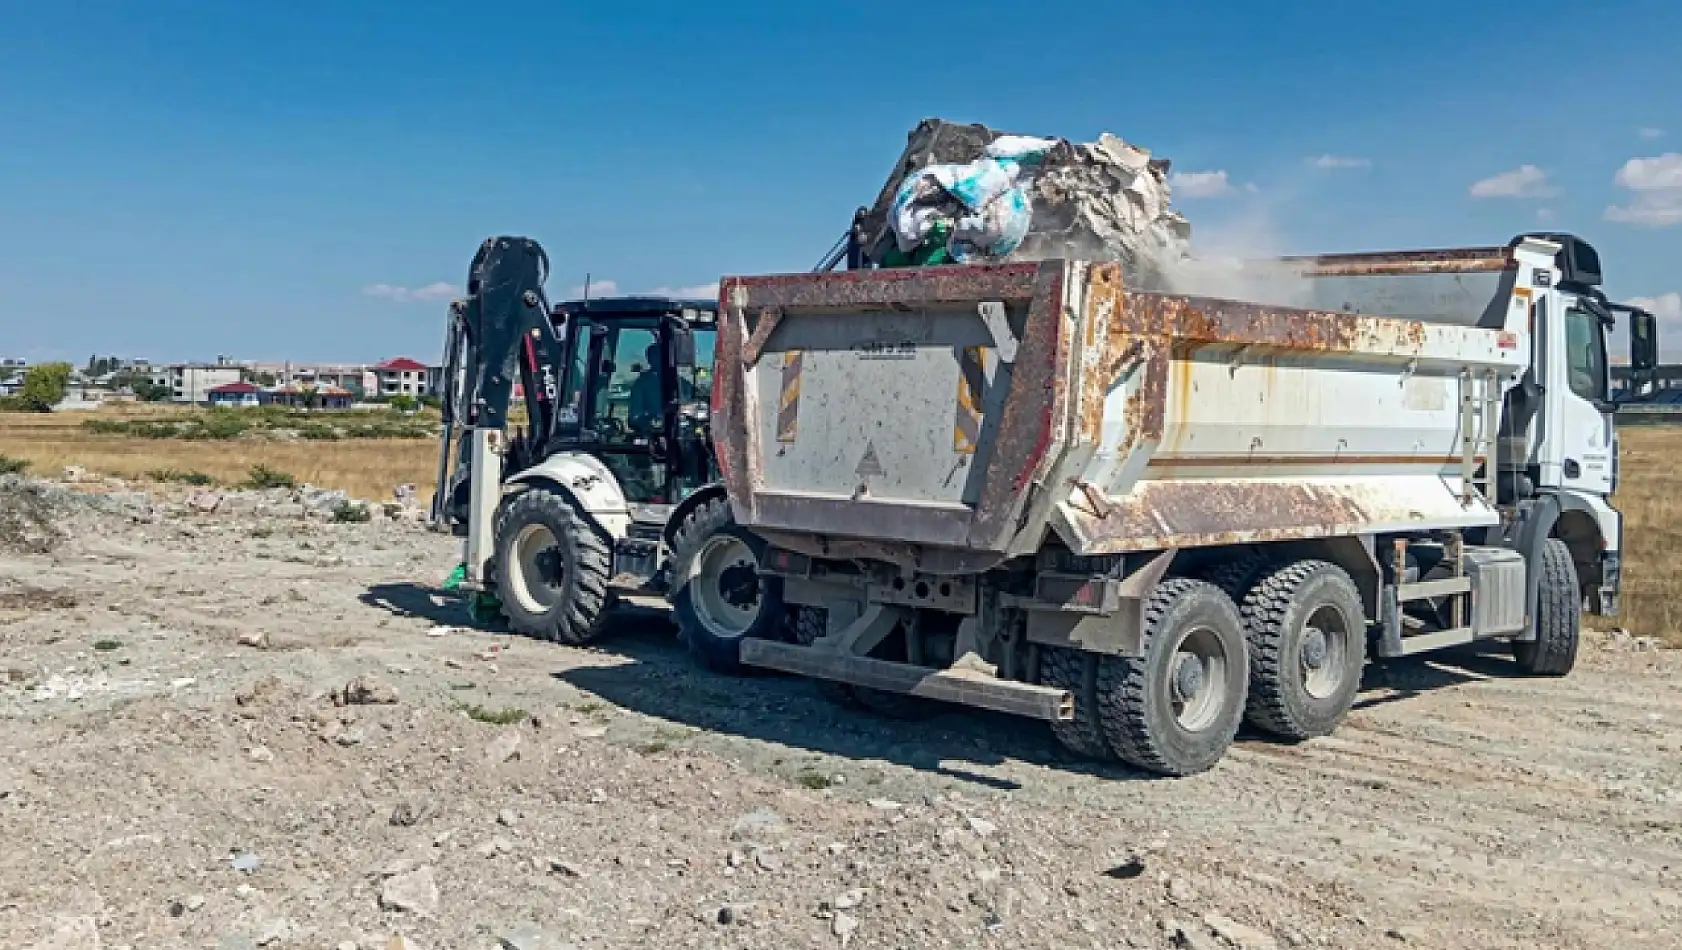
206 381 261 408
374 357 432 399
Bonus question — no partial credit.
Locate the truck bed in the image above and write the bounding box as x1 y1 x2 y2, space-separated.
711 252 1537 567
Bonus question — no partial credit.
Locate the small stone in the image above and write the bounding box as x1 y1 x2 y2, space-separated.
497 923 577 950
1203 913 1278 950
235 884 259 900
729 807 788 840
379 866 440 917
389 802 435 827
1167 877 1198 903
230 853 262 872
237 631 269 649
833 911 859 943
255 919 292 946
716 903 755 926
483 731 522 765
965 815 998 837
833 888 866 910
385 938 423 950
247 746 274 763
867 799 903 811
1284 933 1308 948
571 725 607 739
337 943 359 950
475 836 513 857
336 729 365 747
186 895 206 912
497 808 518 827
337 675 398 706
34 916 101 950
548 858 585 878
1103 855 1147 879
754 848 782 871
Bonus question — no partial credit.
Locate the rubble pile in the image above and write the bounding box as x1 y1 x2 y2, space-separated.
860 118 1191 286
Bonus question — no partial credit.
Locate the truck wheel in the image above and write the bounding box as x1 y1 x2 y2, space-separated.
1200 548 1272 600
1512 538 1580 676
1096 578 1247 777
1040 648 1112 760
669 498 785 674
1238 560 1366 740
493 488 611 645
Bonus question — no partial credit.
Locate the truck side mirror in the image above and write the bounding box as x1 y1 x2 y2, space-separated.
1631 310 1658 372
671 327 697 368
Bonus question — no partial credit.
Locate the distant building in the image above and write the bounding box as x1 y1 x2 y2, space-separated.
168 364 243 404
264 382 355 410
374 357 432 398
207 381 262 408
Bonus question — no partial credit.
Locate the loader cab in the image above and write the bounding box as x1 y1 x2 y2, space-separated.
548 296 719 506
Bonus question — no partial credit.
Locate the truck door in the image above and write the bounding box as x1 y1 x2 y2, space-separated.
1537 294 1614 495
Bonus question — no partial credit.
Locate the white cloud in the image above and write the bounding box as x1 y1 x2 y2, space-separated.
1627 292 1682 322
1639 127 1665 140
1310 154 1371 170
567 279 619 298
1170 170 1235 199
646 283 721 300
1469 164 1556 199
1604 153 1682 228
361 281 456 303
1535 208 1557 222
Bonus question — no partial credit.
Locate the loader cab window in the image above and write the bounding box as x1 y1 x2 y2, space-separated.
1564 305 1609 403
684 328 717 404
590 324 662 438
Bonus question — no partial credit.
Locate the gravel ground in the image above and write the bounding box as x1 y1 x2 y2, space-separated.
2 476 1679 950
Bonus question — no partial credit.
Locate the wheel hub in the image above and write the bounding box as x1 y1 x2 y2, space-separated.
1301 627 1328 670
717 561 760 610
1171 654 1206 703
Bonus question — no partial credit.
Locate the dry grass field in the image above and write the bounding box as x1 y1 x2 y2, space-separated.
2 406 1678 645
0 405 437 502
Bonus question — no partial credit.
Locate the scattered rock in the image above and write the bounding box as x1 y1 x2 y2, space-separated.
965 815 998 837
833 911 859 944
247 746 274 763
237 631 269 649
29 916 101 950
379 865 440 917
754 848 782 871
337 675 398 706
730 807 788 840
1167 877 1198 903
867 799 903 811
385 938 424 950
475 836 514 857
335 729 365 747
230 852 263 872
833 888 866 911
483 730 522 765
497 924 577 950
548 858 586 878
186 491 224 513
497 808 518 827
1103 855 1147 879
254 919 293 947
1203 913 1278 950
716 902 756 926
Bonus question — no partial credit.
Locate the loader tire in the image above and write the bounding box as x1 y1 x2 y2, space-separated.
493 488 611 646
1097 578 1247 777
1040 647 1112 761
669 498 785 675
1238 560 1366 740
1512 538 1580 676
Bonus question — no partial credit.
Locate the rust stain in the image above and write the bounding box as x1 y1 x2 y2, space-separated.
1075 262 1124 445
1277 245 1513 277
1145 454 1484 469
1064 480 1380 553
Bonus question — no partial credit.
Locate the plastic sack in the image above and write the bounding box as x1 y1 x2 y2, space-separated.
887 136 1055 262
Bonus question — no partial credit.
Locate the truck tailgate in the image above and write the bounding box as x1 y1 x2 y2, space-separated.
712 262 1104 557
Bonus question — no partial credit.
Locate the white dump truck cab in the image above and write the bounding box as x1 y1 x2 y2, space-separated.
675 232 1657 777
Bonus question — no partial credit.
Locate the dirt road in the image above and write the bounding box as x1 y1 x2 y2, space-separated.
2 479 1679 949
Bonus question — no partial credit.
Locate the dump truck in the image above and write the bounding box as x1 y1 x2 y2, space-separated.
667 232 1658 776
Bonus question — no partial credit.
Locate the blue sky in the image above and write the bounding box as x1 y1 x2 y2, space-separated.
2 0 1680 364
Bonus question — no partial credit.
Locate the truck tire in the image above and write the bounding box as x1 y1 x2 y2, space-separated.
1238 560 1366 740
669 498 785 674
1512 538 1580 676
1199 547 1272 600
1096 578 1247 777
493 488 611 645
1040 648 1112 760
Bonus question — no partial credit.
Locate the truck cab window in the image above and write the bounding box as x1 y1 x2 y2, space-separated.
1564 306 1608 403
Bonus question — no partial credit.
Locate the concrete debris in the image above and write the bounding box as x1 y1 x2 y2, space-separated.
1203 913 1279 950
497 924 577 950
859 118 1191 286
729 806 788 840
238 631 270 649
379 865 440 917
483 730 523 765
